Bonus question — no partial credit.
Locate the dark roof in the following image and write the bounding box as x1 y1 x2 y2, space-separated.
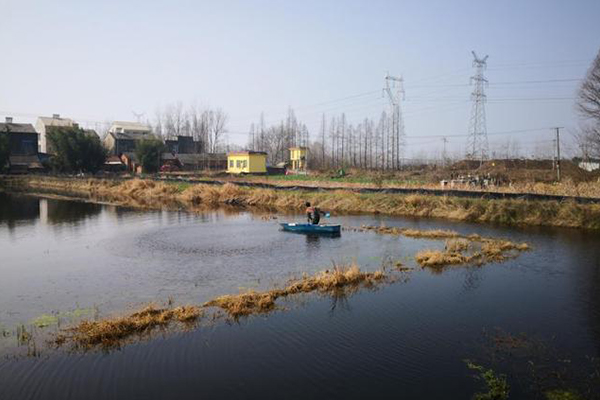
228 150 267 156
0 123 37 134
111 131 155 141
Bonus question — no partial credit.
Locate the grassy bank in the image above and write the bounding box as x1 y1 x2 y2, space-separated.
2 176 600 229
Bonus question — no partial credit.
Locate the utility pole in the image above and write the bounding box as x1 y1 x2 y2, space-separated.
442 137 448 166
384 73 405 170
466 51 489 165
554 127 563 182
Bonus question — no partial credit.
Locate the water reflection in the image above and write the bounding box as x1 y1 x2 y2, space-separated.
0 192 39 229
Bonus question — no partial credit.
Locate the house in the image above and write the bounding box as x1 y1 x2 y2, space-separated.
35 114 78 154
289 146 308 171
103 121 154 155
165 136 203 154
176 153 227 171
227 151 267 174
1 117 43 174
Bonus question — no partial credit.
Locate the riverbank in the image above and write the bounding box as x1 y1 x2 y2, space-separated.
2 175 600 229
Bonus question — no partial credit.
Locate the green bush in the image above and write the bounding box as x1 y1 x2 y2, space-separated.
135 139 165 173
47 127 107 173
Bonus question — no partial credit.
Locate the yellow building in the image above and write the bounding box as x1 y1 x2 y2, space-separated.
227 151 267 174
289 147 308 171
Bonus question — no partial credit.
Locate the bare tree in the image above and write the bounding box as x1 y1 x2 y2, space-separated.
577 50 600 158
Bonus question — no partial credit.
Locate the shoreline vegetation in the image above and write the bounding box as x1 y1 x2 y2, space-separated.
1 176 600 229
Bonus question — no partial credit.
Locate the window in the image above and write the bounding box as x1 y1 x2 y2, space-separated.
236 160 242 168
229 160 234 168
242 160 247 168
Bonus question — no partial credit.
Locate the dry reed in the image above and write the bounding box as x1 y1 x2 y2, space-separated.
55 304 202 348
205 265 386 318
3 176 600 229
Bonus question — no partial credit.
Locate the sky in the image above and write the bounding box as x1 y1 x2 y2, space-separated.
1 0 599 159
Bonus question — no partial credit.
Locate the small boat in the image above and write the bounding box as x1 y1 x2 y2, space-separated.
280 223 341 236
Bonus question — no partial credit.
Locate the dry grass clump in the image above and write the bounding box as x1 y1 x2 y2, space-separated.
56 304 202 348
415 250 469 267
356 225 461 239
445 238 470 252
205 265 386 318
415 237 530 269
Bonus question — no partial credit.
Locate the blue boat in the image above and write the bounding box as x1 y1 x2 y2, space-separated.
280 223 341 236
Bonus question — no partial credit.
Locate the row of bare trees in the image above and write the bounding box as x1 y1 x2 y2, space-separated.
247 108 410 170
246 109 310 165
151 102 228 153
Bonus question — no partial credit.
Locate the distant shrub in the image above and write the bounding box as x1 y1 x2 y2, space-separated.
47 127 107 173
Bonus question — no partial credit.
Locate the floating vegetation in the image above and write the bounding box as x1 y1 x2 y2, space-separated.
473 329 600 400
415 249 470 267
349 225 530 269
55 304 202 349
465 360 510 400
205 265 387 318
544 389 584 400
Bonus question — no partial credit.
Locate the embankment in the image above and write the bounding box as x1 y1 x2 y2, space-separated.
2 175 600 229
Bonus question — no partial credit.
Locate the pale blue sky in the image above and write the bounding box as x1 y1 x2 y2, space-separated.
1 0 599 157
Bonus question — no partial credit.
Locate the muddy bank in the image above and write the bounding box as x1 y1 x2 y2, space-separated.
2 176 600 229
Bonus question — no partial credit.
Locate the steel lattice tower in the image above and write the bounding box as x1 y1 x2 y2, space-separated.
466 51 489 163
384 73 405 169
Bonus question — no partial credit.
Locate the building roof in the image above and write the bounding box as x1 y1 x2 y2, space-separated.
37 116 76 127
109 121 152 132
289 146 308 150
227 151 267 156
110 131 156 140
0 122 37 134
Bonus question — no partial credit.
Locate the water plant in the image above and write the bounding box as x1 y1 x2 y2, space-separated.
55 265 387 349
465 360 510 400
205 264 386 318
55 304 201 349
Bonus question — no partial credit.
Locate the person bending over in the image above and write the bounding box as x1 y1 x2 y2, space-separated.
305 201 325 225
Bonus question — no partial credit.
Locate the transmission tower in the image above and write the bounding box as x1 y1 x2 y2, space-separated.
466 51 489 164
384 73 405 169
132 111 145 123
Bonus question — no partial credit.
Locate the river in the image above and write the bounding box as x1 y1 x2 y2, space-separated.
0 191 599 399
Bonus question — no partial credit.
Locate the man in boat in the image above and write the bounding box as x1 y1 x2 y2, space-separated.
305 202 324 225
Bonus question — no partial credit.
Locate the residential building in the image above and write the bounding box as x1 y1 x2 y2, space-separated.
176 153 226 171
165 135 203 154
289 146 308 171
35 114 78 154
1 117 43 173
227 151 267 174
103 121 153 155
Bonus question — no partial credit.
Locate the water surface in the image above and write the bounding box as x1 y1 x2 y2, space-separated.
1 192 599 399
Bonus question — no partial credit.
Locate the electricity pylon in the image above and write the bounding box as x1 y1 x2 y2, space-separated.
384 73 405 169
466 51 489 164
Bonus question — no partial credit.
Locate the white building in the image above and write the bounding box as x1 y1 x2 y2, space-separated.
35 114 78 154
